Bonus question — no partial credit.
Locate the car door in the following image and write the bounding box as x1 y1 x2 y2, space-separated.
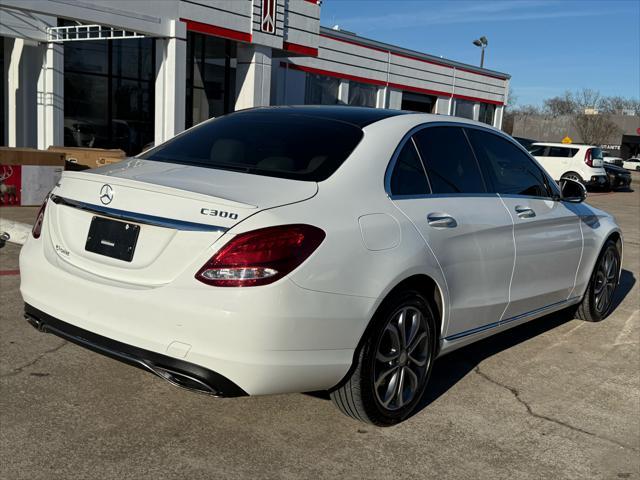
547 146 572 179
388 125 515 339
465 128 583 320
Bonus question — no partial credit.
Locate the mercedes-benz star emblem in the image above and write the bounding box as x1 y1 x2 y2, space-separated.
99 184 114 205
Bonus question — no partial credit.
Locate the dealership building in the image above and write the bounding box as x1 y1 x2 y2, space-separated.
1 0 510 156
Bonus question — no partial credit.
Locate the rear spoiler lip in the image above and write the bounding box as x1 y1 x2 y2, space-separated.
50 194 228 233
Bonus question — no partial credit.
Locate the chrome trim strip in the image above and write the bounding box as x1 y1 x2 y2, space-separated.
50 194 228 233
444 297 580 341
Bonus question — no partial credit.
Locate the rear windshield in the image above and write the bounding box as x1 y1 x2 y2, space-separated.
139 112 364 181
590 148 603 160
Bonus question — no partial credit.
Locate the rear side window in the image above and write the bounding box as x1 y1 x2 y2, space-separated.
389 141 430 196
548 147 578 157
529 145 547 156
140 112 364 181
412 126 486 194
466 129 552 198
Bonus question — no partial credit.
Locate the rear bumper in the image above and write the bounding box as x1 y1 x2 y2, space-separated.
608 173 632 188
24 304 247 397
20 234 374 395
586 175 608 187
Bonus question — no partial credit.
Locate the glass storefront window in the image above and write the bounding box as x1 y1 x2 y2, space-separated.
454 99 475 119
401 92 437 113
305 73 340 105
186 32 237 128
348 81 377 107
478 103 495 125
63 30 155 156
0 36 5 146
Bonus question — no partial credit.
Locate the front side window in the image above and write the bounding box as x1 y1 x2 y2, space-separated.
389 141 430 196
412 126 486 194
466 129 552 198
140 111 363 182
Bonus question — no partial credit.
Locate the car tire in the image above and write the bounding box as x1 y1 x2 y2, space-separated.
575 239 621 322
330 290 436 426
562 172 584 185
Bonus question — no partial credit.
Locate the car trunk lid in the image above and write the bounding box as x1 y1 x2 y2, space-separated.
45 160 317 286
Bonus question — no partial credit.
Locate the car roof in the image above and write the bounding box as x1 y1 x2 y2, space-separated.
232 106 410 128
532 142 597 148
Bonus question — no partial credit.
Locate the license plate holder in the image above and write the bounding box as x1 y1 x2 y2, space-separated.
85 216 140 262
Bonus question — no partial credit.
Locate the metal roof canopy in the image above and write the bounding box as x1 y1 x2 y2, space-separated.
47 24 145 42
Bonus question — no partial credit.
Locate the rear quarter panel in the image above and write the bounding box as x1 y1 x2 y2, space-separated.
565 201 622 298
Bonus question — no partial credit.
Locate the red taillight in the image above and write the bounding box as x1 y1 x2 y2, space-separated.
196 224 326 287
31 197 48 239
584 148 593 167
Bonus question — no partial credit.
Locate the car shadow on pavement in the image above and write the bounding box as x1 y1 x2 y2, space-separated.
305 270 636 416
412 268 636 417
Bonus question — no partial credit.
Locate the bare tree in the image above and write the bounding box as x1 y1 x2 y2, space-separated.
543 91 576 116
573 113 620 145
573 88 601 111
600 96 640 115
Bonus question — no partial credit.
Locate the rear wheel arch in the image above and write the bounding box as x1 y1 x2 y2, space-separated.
607 231 623 255
331 273 444 392
562 171 583 183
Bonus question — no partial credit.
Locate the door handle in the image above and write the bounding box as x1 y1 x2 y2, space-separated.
427 213 458 228
515 205 536 219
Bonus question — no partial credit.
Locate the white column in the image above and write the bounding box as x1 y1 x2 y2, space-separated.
6 38 24 147
155 19 186 146
235 44 272 111
435 97 451 115
388 88 402 110
494 105 504 129
337 80 349 105
37 42 64 149
376 86 388 108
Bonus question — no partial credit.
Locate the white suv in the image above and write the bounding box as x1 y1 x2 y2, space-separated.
529 142 607 187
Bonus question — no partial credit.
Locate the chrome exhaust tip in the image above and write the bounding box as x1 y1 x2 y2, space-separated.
146 364 219 395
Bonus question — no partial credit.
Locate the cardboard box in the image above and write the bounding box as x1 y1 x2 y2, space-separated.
0 148 66 207
47 146 126 169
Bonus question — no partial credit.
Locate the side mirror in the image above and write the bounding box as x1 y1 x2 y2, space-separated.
560 178 587 203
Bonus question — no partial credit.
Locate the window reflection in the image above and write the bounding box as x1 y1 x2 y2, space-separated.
63 28 155 156
478 103 495 125
186 32 237 128
454 99 475 119
305 73 341 105
348 82 377 107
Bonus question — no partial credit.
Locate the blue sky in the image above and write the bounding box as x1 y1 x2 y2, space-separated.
321 0 640 106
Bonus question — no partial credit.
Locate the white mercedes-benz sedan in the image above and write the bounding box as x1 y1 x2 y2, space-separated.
20 107 622 426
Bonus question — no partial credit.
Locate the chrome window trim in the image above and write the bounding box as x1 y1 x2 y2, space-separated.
50 194 228 233
384 121 561 200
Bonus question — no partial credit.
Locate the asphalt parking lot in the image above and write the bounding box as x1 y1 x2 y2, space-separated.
1 180 638 479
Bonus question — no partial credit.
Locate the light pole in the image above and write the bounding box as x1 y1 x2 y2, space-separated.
473 36 488 68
